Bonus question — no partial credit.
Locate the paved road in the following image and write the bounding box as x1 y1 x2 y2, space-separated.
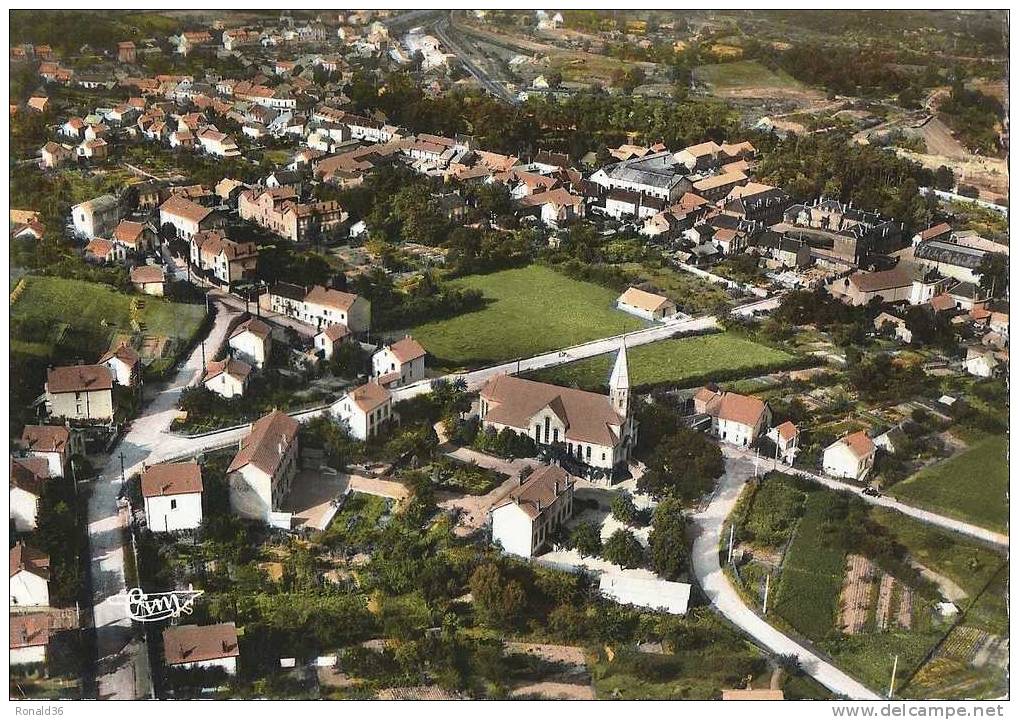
392 314 719 401
87 295 239 700
690 449 883 700
728 448 1009 549
212 289 319 339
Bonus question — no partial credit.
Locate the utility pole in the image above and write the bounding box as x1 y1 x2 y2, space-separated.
888 655 899 699
119 452 126 484
201 341 206 371
763 573 771 614
727 524 735 564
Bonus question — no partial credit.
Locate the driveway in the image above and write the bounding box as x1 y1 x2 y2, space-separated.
690 448 881 700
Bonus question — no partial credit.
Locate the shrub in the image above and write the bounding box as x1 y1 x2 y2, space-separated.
602 529 645 569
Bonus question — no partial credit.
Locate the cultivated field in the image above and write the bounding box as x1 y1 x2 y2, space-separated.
410 266 645 369
888 435 1008 533
525 332 797 390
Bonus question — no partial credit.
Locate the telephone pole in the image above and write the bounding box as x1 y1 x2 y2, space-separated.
727 524 735 564
888 655 899 699
763 574 771 614
119 452 126 483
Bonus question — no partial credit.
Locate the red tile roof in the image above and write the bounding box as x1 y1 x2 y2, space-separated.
10 542 49 580
388 337 426 363
141 462 203 498
492 465 573 519
46 365 113 394
10 613 49 649
20 425 70 455
228 410 299 476
10 457 50 496
163 623 239 666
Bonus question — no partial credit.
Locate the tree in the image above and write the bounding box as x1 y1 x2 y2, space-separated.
569 521 602 557
978 252 1008 295
934 165 955 191
610 492 638 525
469 563 525 629
602 529 645 569
637 429 724 502
647 498 688 580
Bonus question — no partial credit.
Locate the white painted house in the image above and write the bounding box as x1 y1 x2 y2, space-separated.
45 365 115 422
227 410 300 522
99 343 142 387
822 431 876 481
10 614 49 667
203 358 252 398
10 543 50 607
229 317 273 369
371 336 427 388
965 347 1000 378
10 457 49 532
766 421 800 464
331 381 393 440
142 462 204 533
20 424 75 479
314 323 351 360
491 465 575 557
693 387 771 447
616 287 678 322
163 623 239 675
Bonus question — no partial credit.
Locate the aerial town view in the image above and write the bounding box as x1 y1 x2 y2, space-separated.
7 7 1010 707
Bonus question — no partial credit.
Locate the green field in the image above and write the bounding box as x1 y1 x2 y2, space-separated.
11 275 206 359
888 436 1008 533
410 266 645 369
773 491 847 639
692 60 804 92
525 332 797 391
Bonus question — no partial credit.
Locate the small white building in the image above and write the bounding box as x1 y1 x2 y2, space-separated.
314 323 351 360
99 343 142 387
10 614 49 667
371 336 427 388
203 358 252 398
822 431 876 481
616 287 678 322
20 425 74 478
766 421 799 464
10 457 49 531
693 387 771 447
491 465 575 558
331 381 393 441
965 347 1000 378
229 317 273 369
163 623 239 675
10 543 50 608
141 462 204 533
599 574 691 616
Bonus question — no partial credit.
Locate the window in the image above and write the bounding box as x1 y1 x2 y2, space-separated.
553 429 559 443
170 499 177 510
585 446 591 460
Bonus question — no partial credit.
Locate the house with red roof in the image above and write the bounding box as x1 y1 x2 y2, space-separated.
142 462 203 532
823 431 876 481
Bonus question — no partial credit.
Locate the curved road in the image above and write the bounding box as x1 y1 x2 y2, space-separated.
691 450 882 700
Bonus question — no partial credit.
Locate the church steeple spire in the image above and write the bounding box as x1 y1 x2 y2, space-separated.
609 341 630 418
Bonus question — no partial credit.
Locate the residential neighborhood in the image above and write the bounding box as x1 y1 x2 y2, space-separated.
8 6 1009 708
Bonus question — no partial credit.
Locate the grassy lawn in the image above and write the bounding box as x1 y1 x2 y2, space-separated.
11 276 206 359
692 60 804 92
410 266 645 369
887 436 1008 533
526 332 797 391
